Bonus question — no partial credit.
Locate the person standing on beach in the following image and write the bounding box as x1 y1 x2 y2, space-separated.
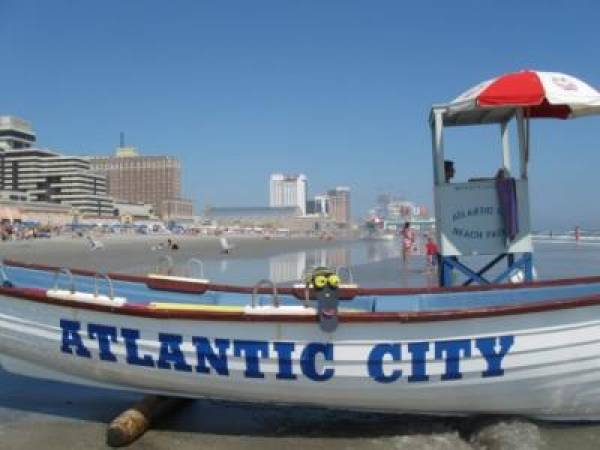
425 235 439 270
401 222 415 265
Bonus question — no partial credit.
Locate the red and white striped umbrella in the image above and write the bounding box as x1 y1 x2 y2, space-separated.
446 70 600 124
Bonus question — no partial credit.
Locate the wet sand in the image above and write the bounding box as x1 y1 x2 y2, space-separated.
0 366 537 450
0 234 345 274
0 237 596 449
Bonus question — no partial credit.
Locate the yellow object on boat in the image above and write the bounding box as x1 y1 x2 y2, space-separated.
148 302 363 314
313 275 328 288
148 303 243 312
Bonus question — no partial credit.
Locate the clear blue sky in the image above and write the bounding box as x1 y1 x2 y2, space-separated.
2 0 599 229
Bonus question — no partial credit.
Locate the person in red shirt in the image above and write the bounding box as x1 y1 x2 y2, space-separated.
425 235 439 269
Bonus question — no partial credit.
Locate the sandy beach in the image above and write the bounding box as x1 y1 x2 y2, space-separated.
0 234 346 274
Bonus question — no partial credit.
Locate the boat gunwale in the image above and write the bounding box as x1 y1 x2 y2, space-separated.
7 258 600 296
3 274 600 323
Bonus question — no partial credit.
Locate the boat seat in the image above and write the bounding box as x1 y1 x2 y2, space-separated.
46 289 127 307
149 302 242 312
147 274 210 284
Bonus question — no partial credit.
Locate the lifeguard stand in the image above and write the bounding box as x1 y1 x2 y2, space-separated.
430 98 533 287
430 70 600 286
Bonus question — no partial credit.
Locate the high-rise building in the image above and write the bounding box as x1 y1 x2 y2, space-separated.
306 194 329 216
89 146 193 220
269 173 307 215
0 148 114 215
0 116 114 216
314 194 329 215
305 199 318 215
0 116 36 150
327 186 351 224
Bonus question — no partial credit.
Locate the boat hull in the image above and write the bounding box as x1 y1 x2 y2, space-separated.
2 291 600 419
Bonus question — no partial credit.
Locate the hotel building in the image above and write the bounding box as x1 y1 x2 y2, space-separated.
89 146 193 220
269 173 307 215
0 116 114 216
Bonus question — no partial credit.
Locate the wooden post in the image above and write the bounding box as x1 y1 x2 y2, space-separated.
106 395 191 447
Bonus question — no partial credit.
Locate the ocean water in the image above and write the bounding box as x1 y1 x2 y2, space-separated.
1 238 599 449
166 237 600 287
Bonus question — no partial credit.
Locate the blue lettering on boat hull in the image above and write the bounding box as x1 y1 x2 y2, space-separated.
59 319 514 383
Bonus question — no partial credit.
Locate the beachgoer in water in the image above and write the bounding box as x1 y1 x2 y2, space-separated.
401 222 415 265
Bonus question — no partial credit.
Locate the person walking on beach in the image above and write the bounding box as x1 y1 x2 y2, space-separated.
401 222 415 265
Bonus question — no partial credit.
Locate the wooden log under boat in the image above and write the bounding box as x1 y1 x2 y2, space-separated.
106 395 191 447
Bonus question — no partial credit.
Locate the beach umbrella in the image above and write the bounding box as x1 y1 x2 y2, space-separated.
444 70 600 125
